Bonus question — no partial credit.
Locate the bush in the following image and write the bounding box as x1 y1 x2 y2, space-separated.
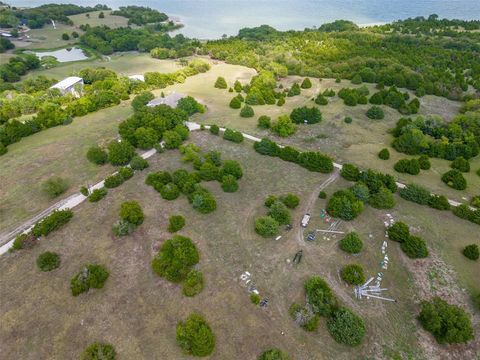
221 175 239 192
112 220 136 236
327 190 364 221
88 187 107 202
428 195 450 210
366 106 384 120
32 210 73 237
350 182 370 202
104 174 124 188
108 141 135 166
339 232 363 254
80 186 89 196
418 155 431 170
287 83 301 97
250 293 261 305
257 349 291 360
130 155 149 170
163 130 183 149
315 94 328 105
387 221 410 242
255 216 279 237
394 158 420 175
277 97 285 106
152 235 199 282
254 138 279 156
418 297 474 344
81 342 116 360
176 313 215 357
209 124 220 135
399 183 431 205
272 115 296 137
229 96 242 109
452 204 480 225
70 264 109 296
134 127 158 149
37 251 60 271
42 177 69 199
401 235 429 258
214 76 227 89
304 276 338 317
463 244 479 260
378 148 390 160
168 215 186 233
441 170 467 190
327 307 366 346
87 146 108 165
297 151 333 173
223 128 244 143
341 264 365 285
280 194 300 209
240 104 255 118
451 156 470 172
189 187 217 214
340 164 360 181
222 159 243 179
257 115 271 129
471 195 480 208
290 106 322 124
118 167 133 180
119 201 144 226
268 201 291 225
369 186 395 209
301 77 312 89
318 191 327 199
344 116 352 124
160 183 181 200
264 195 277 208
182 270 204 297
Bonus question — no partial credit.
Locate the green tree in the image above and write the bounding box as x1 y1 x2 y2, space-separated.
229 96 242 109
304 276 338 316
339 232 363 254
301 77 312 89
37 251 60 271
327 307 366 346
87 146 108 165
42 177 69 199
176 313 215 356
221 175 239 192
341 264 365 285
214 76 227 89
240 105 255 118
268 201 291 225
163 130 183 149
378 148 390 160
255 216 279 237
81 342 116 360
168 215 185 233
119 201 144 226
257 348 291 360
108 140 135 165
462 244 479 260
272 115 296 137
366 106 385 120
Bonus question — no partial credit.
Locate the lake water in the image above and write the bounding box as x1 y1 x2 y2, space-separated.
31 47 89 62
15 0 480 39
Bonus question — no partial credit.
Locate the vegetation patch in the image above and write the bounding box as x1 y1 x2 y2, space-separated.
70 264 109 296
37 251 60 272
176 313 215 357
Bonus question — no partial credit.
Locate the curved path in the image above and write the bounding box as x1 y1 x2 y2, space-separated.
0 121 469 255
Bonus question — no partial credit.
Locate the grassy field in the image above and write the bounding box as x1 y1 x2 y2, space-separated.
1 131 477 359
25 53 183 80
68 10 130 29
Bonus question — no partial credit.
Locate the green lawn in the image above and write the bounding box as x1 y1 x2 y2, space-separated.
68 10 130 29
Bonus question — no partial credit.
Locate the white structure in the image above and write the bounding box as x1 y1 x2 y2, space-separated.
50 76 84 97
0 32 12 38
128 74 144 82
147 92 185 108
301 213 311 228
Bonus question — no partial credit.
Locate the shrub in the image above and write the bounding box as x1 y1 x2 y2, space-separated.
70 264 109 296
451 157 470 172
88 187 107 202
315 94 328 105
254 138 280 156
327 190 364 221
87 146 108 165
257 115 271 129
280 194 300 209
250 293 261 305
160 183 181 200
223 128 244 143
401 235 428 258
268 201 291 225
378 148 390 160
369 187 395 209
214 76 227 89
42 177 69 199
418 297 474 344
32 210 73 237
222 159 243 179
452 204 480 225
350 182 370 202
341 264 365 285
418 155 431 170
221 175 239 192
81 342 116 360
327 307 366 346
463 244 479 260
177 96 204 115
130 155 149 170
387 221 410 242
301 77 312 89
272 115 296 137
104 174 124 188
366 106 384 120
11 233 36 251
209 124 220 135
176 313 215 357
80 186 89 196
339 232 363 254
37 251 60 271
428 195 450 210
240 104 255 118
163 130 183 149
257 349 291 360
277 97 285 106
318 191 327 199
264 195 277 208
108 141 135 165
394 159 420 175
304 276 338 317
182 270 204 297
119 201 144 226
189 187 217 214
112 220 136 236
290 106 322 124
255 216 279 237
229 96 242 109
134 127 158 149
441 170 467 190
399 183 431 205
152 235 199 282
118 167 133 180
168 215 185 233
298 151 333 173
344 116 352 124
0 143 7 156
287 83 301 97
340 164 360 181
471 195 480 208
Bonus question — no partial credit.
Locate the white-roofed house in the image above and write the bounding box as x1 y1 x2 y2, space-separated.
50 76 84 97
147 92 185 108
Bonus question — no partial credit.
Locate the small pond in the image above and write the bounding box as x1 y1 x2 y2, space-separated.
31 47 89 62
